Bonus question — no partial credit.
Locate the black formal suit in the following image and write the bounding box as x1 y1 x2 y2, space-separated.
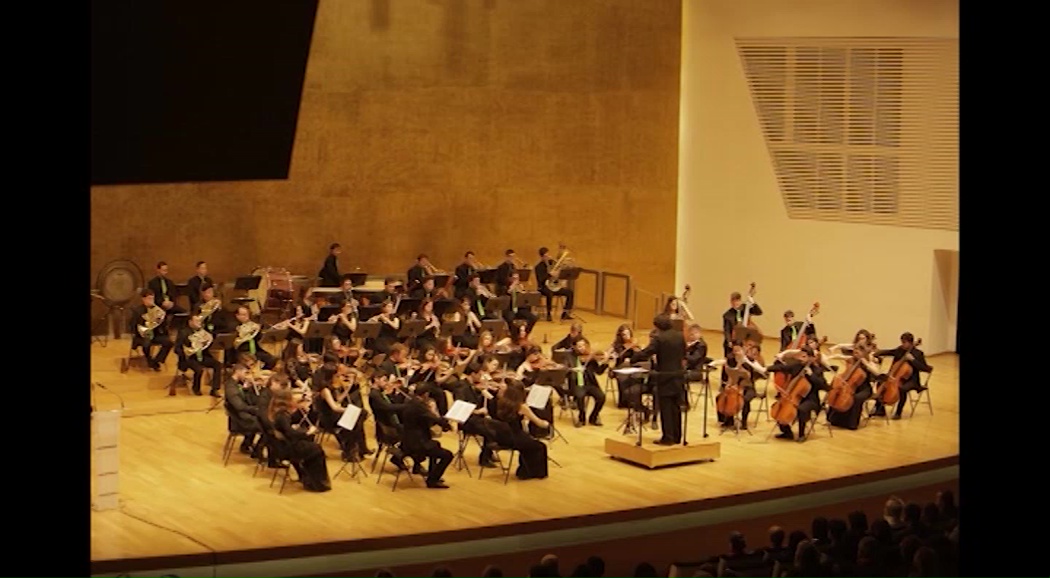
779 321 817 351
318 254 340 287
535 258 574 318
722 302 764 355
453 263 476 298
128 303 173 369
224 378 261 451
566 354 607 424
228 322 276 369
186 275 214 310
632 328 687 443
147 275 186 315
407 264 427 293
767 359 828 439
872 346 933 417
466 287 495 319
454 384 496 464
685 338 711 383
495 262 516 295
369 388 407 433
399 398 453 485
504 289 538 334
175 327 223 394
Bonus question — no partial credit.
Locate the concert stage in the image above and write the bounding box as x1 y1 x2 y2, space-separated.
89 313 959 577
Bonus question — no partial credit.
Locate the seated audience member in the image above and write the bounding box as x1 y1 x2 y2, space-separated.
786 530 809 556
851 536 886 577
763 526 791 564
481 565 503 578
920 502 944 535
585 556 605 577
782 540 827 577
374 570 394 578
569 564 590 577
883 496 906 531
430 567 452 577
936 489 958 529
633 563 658 577
895 536 923 577
910 546 940 578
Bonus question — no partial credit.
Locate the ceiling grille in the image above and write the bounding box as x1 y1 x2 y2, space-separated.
738 38 958 231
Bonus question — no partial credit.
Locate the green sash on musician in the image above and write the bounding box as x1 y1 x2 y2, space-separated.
161 278 168 301
791 326 798 342
575 357 584 386
249 338 256 355
478 299 485 316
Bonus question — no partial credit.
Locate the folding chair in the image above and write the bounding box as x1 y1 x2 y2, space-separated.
909 369 934 417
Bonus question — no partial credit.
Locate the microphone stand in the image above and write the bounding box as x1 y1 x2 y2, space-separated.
94 382 126 411
702 369 710 439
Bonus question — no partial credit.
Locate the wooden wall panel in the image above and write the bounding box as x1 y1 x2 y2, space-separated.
91 0 681 294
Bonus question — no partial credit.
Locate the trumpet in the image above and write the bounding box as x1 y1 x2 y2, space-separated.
544 249 571 291
183 328 214 357
234 321 261 346
425 262 448 275
512 255 530 269
137 305 166 338
199 298 222 319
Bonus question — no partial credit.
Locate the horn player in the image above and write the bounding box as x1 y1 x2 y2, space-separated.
176 313 224 397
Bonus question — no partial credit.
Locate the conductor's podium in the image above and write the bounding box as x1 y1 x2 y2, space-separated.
605 438 720 469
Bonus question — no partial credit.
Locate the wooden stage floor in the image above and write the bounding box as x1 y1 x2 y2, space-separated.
89 312 959 564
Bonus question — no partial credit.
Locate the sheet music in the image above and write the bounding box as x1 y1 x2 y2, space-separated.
526 385 553 409
613 367 649 375
337 404 363 431
444 400 477 423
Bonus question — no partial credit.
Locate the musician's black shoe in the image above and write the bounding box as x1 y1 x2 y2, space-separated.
575 420 584 428
426 481 450 489
192 387 202 396
413 464 429 476
871 407 887 417
892 414 902 420
149 361 162 371
209 389 221 398
479 458 498 468
775 432 794 440
589 418 603 426
239 443 253 454
797 435 807 443
653 439 675 446
362 447 376 456
545 314 553 322
391 456 408 470
740 423 748 430
561 312 573 320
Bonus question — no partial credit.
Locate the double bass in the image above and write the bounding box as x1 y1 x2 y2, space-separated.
732 282 762 343
773 302 820 391
825 347 872 412
769 359 813 427
877 338 922 406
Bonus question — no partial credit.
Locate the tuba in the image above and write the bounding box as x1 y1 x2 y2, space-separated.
544 249 572 292
234 320 261 346
137 305 166 338
184 328 214 357
199 299 222 319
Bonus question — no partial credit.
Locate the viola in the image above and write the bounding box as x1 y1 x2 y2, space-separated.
877 338 922 406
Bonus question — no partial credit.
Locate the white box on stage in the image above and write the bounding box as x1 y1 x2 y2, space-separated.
92 409 121 511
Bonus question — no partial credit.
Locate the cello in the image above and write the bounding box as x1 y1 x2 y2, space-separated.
769 359 813 427
825 346 872 413
877 338 922 406
773 301 821 390
717 357 750 419
732 282 762 343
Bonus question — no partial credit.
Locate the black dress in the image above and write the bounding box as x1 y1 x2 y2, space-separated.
267 411 331 492
494 408 548 480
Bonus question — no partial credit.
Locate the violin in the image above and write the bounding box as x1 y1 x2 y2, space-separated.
769 359 813 426
825 347 872 413
877 338 922 406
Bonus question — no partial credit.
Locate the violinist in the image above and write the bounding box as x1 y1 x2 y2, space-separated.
280 338 314 390
780 310 817 352
553 322 585 352
504 272 538 334
710 342 762 429
567 337 608 427
312 361 372 460
825 344 882 430
378 344 416 386
408 347 455 416
368 372 412 470
453 251 480 299
369 300 401 355
414 299 442 352
455 355 500 467
871 333 933 419
224 357 268 456
684 323 711 382
611 324 645 409
722 291 763 357
536 246 575 322
176 313 223 397
765 346 827 441
399 387 455 489
497 320 534 370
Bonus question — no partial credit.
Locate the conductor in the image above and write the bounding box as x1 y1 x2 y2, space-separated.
630 314 687 445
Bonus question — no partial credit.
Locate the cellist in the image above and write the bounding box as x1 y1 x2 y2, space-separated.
766 346 828 442
870 332 933 419
709 342 763 430
825 344 883 430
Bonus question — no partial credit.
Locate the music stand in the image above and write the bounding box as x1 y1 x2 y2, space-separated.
481 319 508 340
261 327 289 357
318 305 341 322
440 320 467 338
432 274 452 287
550 349 573 367
355 321 382 341
398 319 427 341
486 296 510 316
304 321 335 342
515 268 531 283
234 276 262 292
432 299 457 319
396 298 422 317
518 291 543 309
347 272 368 287
353 289 385 305
478 269 499 284
358 305 382 321
534 367 571 446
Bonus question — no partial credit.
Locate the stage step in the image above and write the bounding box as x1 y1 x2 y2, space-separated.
604 438 720 469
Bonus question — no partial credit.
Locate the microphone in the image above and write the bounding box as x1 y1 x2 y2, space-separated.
94 382 126 411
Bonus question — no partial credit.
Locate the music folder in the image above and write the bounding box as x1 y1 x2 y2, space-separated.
526 384 553 409
337 404 363 431
445 400 476 423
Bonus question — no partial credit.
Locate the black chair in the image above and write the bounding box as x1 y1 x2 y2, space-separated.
221 406 258 466
373 423 417 491
908 369 935 417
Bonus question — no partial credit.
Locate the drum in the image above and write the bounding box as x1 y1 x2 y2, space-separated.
95 260 144 306
249 267 295 314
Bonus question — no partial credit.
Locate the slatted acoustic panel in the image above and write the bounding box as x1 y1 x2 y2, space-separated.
737 38 958 230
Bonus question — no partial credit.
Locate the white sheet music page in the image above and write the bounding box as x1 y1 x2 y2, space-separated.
526 384 553 409
337 404 363 430
445 400 476 423
614 367 648 375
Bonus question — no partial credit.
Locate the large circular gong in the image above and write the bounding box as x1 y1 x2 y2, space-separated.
95 260 144 306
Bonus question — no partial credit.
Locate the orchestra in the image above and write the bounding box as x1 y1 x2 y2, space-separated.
112 245 937 493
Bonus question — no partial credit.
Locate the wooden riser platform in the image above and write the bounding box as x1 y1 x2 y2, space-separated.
605 438 721 469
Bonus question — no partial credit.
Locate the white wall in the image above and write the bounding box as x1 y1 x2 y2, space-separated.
676 0 959 353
